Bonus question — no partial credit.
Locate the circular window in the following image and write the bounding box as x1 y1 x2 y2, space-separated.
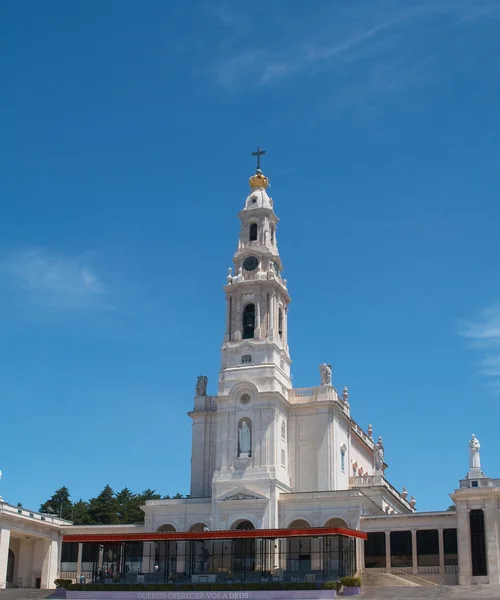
240 393 251 405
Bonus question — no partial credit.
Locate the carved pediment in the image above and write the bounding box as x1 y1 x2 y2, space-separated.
223 493 260 501
216 487 267 503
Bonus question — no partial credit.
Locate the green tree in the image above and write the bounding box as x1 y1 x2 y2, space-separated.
447 504 456 511
140 489 163 502
116 488 138 523
72 499 90 525
40 486 73 520
87 485 119 525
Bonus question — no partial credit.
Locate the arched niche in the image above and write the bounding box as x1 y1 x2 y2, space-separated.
156 524 176 532
237 418 252 457
323 517 348 528
288 519 311 529
231 519 255 531
188 522 209 532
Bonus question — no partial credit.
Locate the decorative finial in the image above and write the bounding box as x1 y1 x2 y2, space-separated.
249 146 269 189
342 386 349 403
410 496 416 509
367 424 373 439
402 486 408 499
227 267 233 284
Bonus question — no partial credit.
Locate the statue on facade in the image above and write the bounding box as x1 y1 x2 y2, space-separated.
238 421 251 456
374 436 384 472
319 363 332 386
196 375 208 396
469 434 481 469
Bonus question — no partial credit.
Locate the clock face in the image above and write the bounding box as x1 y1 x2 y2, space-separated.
243 255 259 271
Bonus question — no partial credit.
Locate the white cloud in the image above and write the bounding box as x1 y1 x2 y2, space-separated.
459 305 500 388
0 248 111 311
210 0 500 92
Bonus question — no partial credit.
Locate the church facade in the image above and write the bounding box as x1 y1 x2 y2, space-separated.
0 156 499 589
141 163 413 537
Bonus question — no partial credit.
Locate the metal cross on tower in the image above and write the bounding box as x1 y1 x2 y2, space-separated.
251 146 266 171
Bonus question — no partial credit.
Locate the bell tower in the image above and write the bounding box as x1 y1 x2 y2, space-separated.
210 150 292 529
219 148 291 396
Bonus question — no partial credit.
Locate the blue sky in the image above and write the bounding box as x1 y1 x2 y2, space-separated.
1 0 500 513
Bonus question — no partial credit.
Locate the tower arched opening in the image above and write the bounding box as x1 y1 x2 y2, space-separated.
242 304 255 339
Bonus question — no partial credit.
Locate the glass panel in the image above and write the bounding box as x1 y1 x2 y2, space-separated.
390 531 412 567
417 530 439 566
470 510 487 576
443 529 458 566
364 532 385 568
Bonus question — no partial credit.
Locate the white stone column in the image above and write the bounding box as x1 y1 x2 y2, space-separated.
0 527 11 589
255 300 261 339
456 503 472 586
269 293 274 330
357 537 365 572
385 531 391 571
485 498 500 584
225 298 230 338
411 530 418 574
76 543 83 581
41 539 60 589
438 529 445 574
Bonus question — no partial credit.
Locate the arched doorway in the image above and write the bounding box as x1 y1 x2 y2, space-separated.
153 524 177 579
287 520 311 573
6 549 14 587
323 518 349 577
231 520 255 576
189 523 211 575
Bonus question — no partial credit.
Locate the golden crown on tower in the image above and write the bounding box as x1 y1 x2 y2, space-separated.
249 169 269 189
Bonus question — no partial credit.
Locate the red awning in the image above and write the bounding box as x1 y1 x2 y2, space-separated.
63 526 367 543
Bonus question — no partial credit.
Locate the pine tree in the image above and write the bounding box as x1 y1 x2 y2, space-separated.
87 485 119 525
116 488 138 523
140 489 162 502
40 486 73 520
72 499 90 524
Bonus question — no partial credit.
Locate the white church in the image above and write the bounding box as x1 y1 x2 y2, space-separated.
0 154 499 590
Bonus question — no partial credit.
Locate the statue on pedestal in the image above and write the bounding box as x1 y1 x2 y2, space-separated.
319 363 332 386
374 436 384 472
469 434 481 469
238 421 251 456
196 375 208 396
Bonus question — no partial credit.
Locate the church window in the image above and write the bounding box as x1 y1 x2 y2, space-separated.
241 354 252 364
240 393 250 404
281 449 286 466
249 223 258 241
270 224 275 244
341 450 346 472
281 420 286 440
242 304 255 339
278 307 283 339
